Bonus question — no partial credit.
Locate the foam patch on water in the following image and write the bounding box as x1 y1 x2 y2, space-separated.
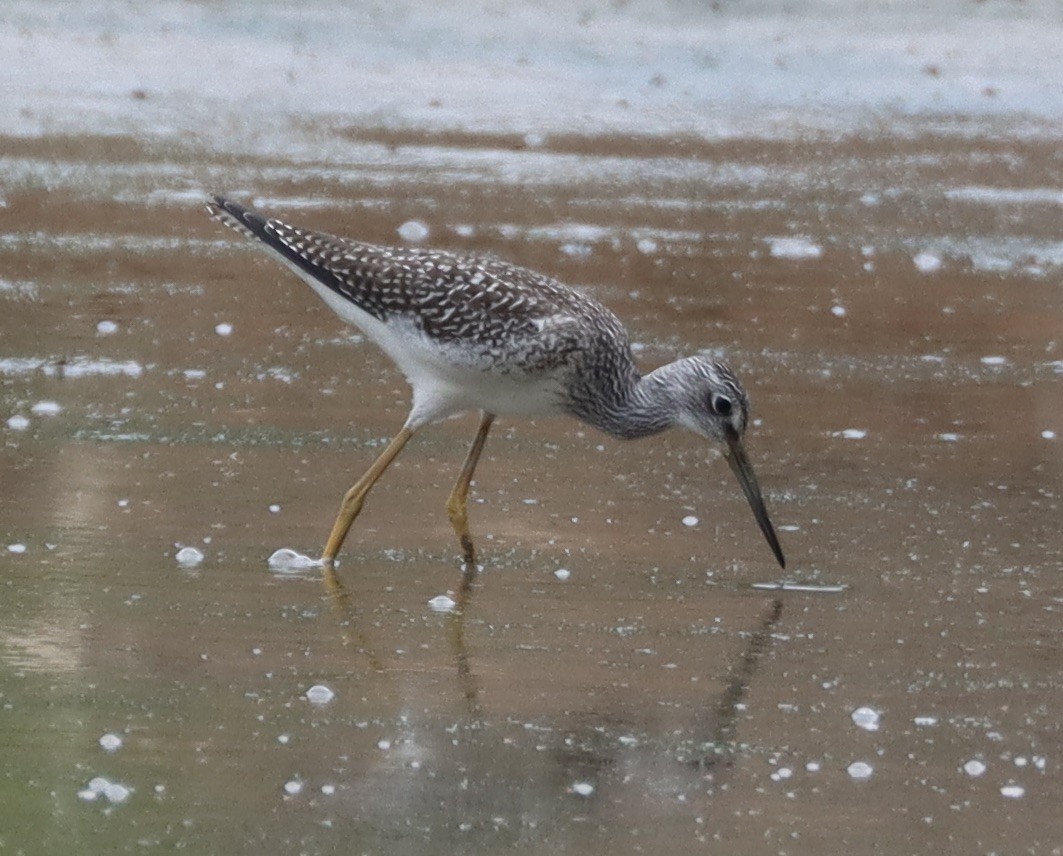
946 186 1063 206
267 548 321 572
847 761 874 780
398 220 430 242
428 594 458 613
99 733 123 752
851 706 881 732
305 684 335 704
41 358 144 379
0 278 38 299
175 546 205 566
80 776 131 804
767 236 823 259
55 359 140 379
30 400 62 416
913 252 943 273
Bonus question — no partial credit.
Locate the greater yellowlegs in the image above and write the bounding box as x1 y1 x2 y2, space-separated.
206 196 785 569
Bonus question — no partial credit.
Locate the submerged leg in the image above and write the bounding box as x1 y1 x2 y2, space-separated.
321 425 416 563
445 412 495 566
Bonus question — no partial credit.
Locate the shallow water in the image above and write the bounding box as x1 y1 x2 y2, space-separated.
2 2 1062 854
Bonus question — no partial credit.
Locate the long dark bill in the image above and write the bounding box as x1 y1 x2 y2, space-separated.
724 430 786 568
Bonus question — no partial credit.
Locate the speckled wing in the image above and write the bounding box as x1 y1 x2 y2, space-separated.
206 196 624 377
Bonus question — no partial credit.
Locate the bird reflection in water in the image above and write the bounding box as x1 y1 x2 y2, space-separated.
323 562 481 710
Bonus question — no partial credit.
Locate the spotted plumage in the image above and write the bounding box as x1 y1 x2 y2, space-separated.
205 195 785 568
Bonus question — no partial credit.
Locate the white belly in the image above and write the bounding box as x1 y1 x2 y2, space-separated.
278 257 567 427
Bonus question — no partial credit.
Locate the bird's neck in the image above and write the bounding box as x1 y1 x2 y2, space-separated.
569 361 680 440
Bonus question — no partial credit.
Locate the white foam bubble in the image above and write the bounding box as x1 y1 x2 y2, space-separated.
215 322 233 336
963 759 986 777
104 782 131 803
175 546 204 566
7 543 26 554
267 548 320 572
283 779 303 796
96 320 119 335
980 355 1007 366
851 706 881 732
571 781 595 797
398 220 430 242
1042 430 1057 440
768 236 822 259
1000 784 1025 799
99 733 123 752
87 776 110 793
913 715 938 727
913 252 942 273
428 594 458 613
636 237 659 254
554 568 571 581
305 684 335 705
847 761 874 780
321 784 336 795
31 400 62 416
681 515 699 527
6 415 30 431
838 428 867 439
831 304 847 317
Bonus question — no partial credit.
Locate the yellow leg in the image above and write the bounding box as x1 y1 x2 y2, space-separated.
321 425 415 563
445 412 495 566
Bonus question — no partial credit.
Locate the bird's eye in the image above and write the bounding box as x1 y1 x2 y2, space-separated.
711 394 733 417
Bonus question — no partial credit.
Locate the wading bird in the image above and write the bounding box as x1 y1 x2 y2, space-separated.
207 197 785 569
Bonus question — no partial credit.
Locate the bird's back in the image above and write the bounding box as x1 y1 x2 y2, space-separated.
207 197 641 419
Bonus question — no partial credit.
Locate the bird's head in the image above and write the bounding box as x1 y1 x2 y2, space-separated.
661 356 786 568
